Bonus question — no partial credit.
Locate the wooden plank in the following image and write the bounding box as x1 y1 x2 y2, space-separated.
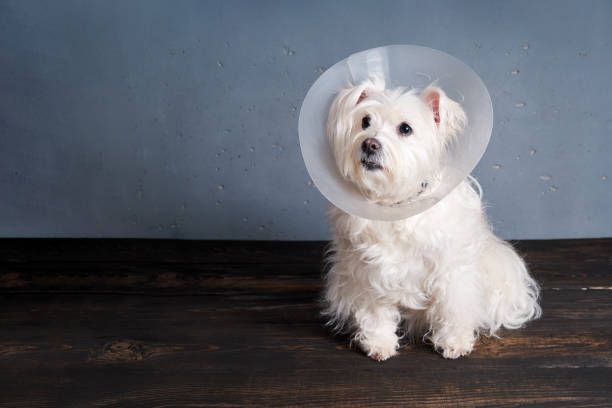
0 289 610 407
0 239 329 264
0 238 611 290
0 239 610 407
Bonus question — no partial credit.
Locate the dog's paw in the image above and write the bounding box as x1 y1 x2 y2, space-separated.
359 335 399 362
367 344 399 362
437 330 476 359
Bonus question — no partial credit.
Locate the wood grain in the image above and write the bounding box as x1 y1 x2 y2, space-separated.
0 239 610 407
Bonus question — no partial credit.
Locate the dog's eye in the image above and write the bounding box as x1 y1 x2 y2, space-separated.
362 116 371 130
398 122 412 135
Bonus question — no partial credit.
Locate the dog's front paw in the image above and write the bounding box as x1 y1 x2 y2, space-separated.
358 334 399 362
436 330 476 359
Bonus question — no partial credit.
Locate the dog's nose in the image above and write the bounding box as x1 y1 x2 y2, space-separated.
361 138 381 155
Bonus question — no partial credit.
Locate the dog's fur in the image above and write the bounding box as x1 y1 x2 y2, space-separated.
324 77 541 360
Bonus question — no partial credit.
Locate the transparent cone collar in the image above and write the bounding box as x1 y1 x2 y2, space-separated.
298 45 493 221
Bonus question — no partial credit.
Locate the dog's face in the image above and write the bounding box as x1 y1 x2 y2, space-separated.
327 78 467 205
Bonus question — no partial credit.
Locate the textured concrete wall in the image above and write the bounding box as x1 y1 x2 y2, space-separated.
1 0 610 239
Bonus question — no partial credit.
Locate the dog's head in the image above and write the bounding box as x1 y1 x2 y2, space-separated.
327 77 467 205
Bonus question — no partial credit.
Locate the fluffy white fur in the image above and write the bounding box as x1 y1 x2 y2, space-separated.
324 77 541 360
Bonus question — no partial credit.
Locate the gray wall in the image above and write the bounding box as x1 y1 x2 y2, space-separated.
1 0 610 240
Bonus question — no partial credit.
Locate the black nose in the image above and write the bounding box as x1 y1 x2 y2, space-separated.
361 138 381 155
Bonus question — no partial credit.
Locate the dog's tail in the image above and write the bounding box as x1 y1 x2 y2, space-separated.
481 238 542 334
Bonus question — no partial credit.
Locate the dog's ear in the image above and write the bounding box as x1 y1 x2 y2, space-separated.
332 76 385 111
356 89 369 104
420 85 467 142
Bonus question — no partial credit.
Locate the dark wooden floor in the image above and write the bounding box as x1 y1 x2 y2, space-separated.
0 238 610 407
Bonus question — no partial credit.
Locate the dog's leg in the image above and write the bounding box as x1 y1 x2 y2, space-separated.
353 303 402 361
323 254 401 361
481 237 541 331
425 264 485 359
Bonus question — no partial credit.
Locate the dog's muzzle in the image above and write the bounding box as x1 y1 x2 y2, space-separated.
361 138 381 155
361 138 383 170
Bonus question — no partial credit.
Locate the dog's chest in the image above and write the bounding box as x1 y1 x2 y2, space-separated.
354 219 437 277
365 215 442 255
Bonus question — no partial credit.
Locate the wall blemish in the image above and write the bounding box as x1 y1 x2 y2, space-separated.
521 44 530 55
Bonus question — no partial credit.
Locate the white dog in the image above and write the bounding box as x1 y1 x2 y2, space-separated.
324 77 541 360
